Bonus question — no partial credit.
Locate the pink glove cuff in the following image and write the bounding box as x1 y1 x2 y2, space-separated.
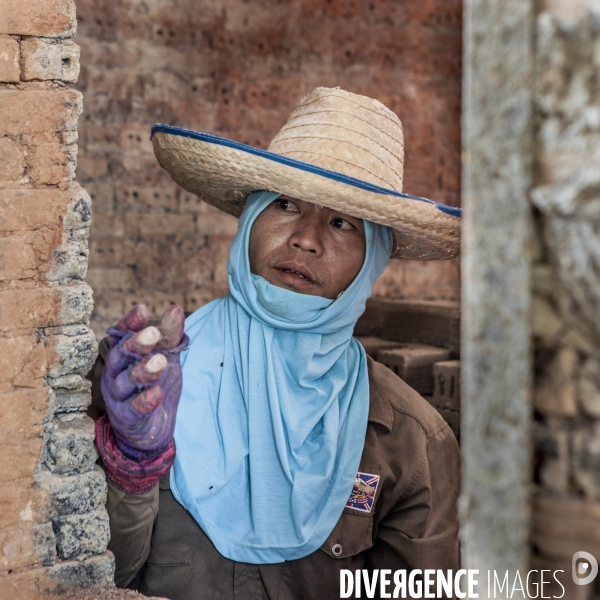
95 415 176 495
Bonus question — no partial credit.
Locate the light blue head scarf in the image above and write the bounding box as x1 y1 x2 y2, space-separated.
172 190 393 563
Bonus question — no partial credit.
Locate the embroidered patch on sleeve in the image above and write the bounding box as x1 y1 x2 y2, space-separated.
346 472 380 512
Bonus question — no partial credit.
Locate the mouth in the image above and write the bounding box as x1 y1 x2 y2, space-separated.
283 268 310 280
274 262 316 286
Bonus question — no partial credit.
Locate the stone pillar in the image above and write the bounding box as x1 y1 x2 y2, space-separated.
0 0 113 595
460 0 534 583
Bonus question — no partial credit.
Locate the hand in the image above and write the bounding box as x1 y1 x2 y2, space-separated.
101 304 189 459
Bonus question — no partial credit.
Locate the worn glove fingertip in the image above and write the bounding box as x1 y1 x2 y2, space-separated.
116 304 150 332
131 353 168 384
131 386 164 415
157 305 186 350
124 326 161 355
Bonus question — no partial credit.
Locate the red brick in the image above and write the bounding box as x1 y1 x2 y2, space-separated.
0 287 58 333
178 190 208 214
0 388 50 445
372 259 461 301
0 0 76 37
0 189 69 233
89 213 125 238
0 136 25 181
119 156 171 185
120 124 155 156
0 522 55 573
75 0 462 340
86 267 137 292
0 565 53 599
377 345 452 396
123 244 185 292
0 476 49 532
20 39 80 83
0 237 37 282
0 284 89 334
0 37 20 82
196 208 238 237
0 89 81 137
124 291 185 322
124 212 196 237
90 317 114 342
88 238 124 268
91 290 125 329
355 337 403 359
26 138 70 187
76 153 109 180
356 298 461 352
185 289 228 314
85 181 115 213
0 439 44 482
115 184 178 214
80 123 119 151
432 360 461 409
0 336 47 393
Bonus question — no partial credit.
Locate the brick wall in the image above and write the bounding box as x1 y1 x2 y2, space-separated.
73 0 463 340
0 0 461 594
530 1 600 597
0 0 113 596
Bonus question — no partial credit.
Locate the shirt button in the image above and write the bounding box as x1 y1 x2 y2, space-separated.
332 543 343 557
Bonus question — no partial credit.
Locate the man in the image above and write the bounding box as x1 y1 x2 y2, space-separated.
88 87 461 599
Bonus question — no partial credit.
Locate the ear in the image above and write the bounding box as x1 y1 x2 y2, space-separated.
390 233 399 257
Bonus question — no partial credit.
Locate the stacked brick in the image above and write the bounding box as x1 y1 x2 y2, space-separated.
355 299 461 439
530 1 600 597
73 0 463 341
0 0 114 596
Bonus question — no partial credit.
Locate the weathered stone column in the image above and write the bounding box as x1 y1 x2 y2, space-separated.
0 0 113 595
460 0 534 583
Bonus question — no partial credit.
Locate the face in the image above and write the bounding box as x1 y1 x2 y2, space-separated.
249 195 366 300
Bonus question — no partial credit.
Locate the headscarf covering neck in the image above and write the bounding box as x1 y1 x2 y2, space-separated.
172 191 393 563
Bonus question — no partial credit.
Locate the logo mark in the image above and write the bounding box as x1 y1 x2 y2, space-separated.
573 551 598 585
346 472 380 513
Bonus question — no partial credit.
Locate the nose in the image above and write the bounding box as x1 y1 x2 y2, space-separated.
288 212 325 256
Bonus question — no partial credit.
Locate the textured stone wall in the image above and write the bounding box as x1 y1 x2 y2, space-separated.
0 0 114 596
460 0 533 581
73 0 463 340
530 1 600 597
462 0 600 595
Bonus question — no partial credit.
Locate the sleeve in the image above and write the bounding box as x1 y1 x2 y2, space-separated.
86 335 110 421
106 479 159 588
86 337 161 588
365 424 461 595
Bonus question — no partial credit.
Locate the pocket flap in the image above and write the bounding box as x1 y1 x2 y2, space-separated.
320 511 374 559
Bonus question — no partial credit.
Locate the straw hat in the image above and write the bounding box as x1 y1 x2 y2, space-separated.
151 87 461 260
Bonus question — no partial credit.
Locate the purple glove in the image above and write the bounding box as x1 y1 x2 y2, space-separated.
100 305 189 459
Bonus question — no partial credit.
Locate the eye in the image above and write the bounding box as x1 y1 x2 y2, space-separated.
331 217 355 230
277 198 300 212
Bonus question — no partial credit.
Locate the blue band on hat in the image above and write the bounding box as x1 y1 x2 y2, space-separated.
151 124 462 219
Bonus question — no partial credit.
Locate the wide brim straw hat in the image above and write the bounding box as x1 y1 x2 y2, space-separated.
151 87 461 260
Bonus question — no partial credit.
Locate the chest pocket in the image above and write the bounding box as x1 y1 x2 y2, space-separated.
320 511 374 559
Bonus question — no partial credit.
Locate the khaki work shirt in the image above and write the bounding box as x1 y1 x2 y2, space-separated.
88 338 460 600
